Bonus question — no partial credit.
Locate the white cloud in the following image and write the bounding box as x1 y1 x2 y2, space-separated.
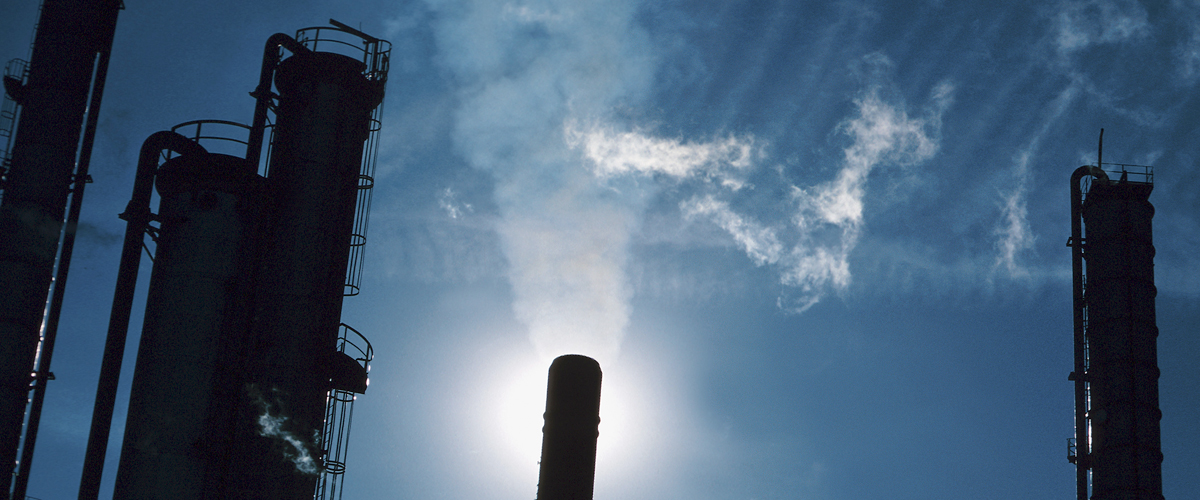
774 81 951 311
994 184 1035 278
1176 29 1200 82
567 122 759 189
677 76 953 312
1170 0 1200 84
438 187 474 219
680 195 782 266
502 3 566 25
566 67 953 313
1053 0 1150 56
992 82 1078 278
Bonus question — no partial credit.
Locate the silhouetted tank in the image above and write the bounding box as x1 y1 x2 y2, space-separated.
81 23 386 500
537 355 603 500
113 150 262 499
1082 178 1162 500
228 30 385 499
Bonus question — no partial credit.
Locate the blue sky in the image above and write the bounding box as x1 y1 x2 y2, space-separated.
3 1 1198 499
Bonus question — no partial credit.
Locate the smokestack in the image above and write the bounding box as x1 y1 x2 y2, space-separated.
1083 177 1161 500
1069 150 1161 500
537 355 602 500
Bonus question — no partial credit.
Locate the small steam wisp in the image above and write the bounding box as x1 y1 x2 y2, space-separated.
250 386 322 476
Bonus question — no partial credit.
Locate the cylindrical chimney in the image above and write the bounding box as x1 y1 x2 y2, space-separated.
536 355 602 500
1082 178 1162 500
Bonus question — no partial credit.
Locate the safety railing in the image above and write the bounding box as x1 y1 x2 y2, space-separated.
314 323 373 500
1 58 30 194
1098 162 1153 185
168 119 274 176
295 21 391 83
1080 163 1154 200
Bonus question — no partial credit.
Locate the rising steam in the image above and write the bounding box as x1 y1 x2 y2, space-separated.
250 386 322 476
423 0 953 359
423 0 662 364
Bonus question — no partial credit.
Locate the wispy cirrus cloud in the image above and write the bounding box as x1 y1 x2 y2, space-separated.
1168 0 1200 84
583 67 954 312
679 195 782 266
1051 0 1150 57
768 79 952 311
993 82 1079 279
994 181 1035 279
567 121 759 189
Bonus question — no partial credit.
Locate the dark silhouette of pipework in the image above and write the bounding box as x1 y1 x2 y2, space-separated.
58 21 388 500
0 2 122 499
1068 130 1162 500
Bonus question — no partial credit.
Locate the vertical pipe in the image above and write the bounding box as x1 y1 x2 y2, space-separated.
1070 165 1098 500
0 2 120 492
245 34 310 169
536 355 602 500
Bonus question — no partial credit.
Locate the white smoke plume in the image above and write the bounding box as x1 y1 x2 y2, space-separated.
422 0 661 365
251 387 322 476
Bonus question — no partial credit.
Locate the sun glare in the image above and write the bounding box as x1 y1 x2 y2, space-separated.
496 360 548 467
487 351 654 488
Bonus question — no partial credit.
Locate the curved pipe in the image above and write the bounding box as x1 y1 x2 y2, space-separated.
78 131 206 500
245 33 311 168
1068 163 1107 500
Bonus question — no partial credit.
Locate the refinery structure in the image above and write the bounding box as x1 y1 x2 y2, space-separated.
1068 133 1163 500
2 1 387 498
94 21 388 500
0 2 1175 500
1 1 124 498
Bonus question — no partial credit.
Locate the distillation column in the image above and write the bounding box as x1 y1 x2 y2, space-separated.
111 148 263 499
226 33 385 499
1082 176 1162 500
0 1 120 486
